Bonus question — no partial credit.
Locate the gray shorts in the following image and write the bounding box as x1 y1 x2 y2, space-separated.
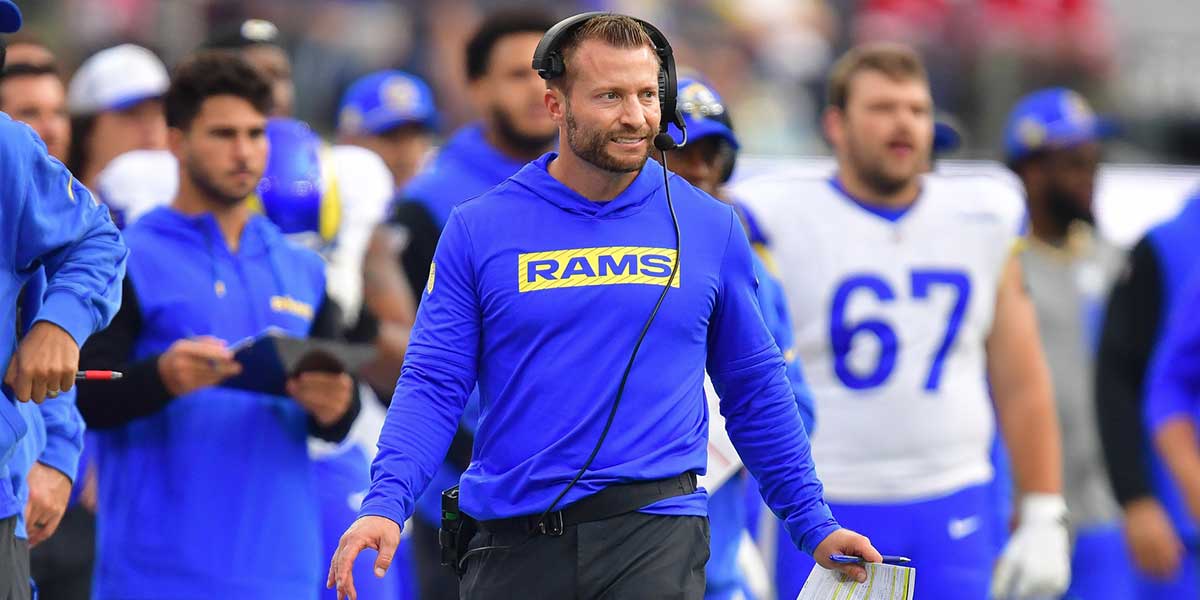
0 515 31 600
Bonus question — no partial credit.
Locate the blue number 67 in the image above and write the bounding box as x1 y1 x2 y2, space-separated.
829 269 971 391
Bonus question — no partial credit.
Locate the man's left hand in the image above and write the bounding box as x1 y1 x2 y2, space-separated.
24 463 72 547
288 371 353 426
813 527 883 583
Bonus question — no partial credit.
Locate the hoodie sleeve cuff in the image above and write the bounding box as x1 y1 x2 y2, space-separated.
357 499 409 532
34 290 97 349
797 518 842 557
37 439 82 483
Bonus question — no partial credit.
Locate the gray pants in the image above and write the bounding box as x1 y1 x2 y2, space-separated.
460 512 709 600
0 516 31 600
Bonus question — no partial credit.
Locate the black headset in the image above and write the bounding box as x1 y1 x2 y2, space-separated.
532 11 687 151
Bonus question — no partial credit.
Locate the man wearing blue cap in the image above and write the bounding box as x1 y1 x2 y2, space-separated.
338 70 438 189
0 2 127 598
1004 87 1135 599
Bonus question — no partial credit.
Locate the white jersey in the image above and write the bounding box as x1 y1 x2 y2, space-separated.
736 173 1025 502
94 145 394 328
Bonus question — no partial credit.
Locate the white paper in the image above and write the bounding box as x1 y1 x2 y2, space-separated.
697 374 743 493
796 563 916 600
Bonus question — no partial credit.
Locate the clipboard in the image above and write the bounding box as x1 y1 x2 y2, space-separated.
219 327 376 396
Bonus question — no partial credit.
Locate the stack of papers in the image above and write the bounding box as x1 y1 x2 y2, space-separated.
797 563 916 600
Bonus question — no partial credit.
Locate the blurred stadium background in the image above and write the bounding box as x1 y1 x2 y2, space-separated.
13 0 1200 162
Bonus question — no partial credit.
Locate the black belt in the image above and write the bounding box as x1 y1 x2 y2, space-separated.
479 472 698 537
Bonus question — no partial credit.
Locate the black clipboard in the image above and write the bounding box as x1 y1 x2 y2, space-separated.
219 327 376 396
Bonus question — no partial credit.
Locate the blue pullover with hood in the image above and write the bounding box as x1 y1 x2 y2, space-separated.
77 206 359 599
0 114 124 526
360 153 840 555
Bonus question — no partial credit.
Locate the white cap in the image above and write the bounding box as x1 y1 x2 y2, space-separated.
67 44 169 116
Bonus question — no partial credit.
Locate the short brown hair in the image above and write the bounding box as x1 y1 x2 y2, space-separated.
165 50 273 130
552 14 660 91
826 43 927 109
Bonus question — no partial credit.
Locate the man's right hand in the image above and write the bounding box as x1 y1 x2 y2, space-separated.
157 336 242 397
328 515 402 600
1124 497 1184 580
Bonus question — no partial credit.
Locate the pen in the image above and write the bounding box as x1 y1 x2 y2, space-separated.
77 370 123 381
830 554 911 565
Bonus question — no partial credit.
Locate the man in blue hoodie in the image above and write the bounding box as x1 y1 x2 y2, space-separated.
330 14 879 599
74 51 358 599
0 3 127 598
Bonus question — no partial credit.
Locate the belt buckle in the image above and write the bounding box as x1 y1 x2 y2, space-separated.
538 511 564 537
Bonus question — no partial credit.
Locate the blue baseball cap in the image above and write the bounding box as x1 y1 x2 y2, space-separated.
338 70 438 136
667 77 738 150
0 1 21 34
1004 87 1115 162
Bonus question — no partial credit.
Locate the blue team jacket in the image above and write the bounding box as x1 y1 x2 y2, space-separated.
401 122 529 525
360 153 839 555
92 207 328 599
1141 193 1200 544
0 113 124 523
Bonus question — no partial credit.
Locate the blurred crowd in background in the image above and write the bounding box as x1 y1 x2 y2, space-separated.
9 0 1200 162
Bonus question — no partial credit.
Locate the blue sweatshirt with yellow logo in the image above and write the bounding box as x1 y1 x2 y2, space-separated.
84 207 335 599
360 153 839 555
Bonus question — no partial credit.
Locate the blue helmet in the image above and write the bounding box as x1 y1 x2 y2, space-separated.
251 118 341 244
666 77 739 150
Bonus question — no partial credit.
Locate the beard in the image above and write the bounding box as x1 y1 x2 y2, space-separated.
844 134 921 197
1045 179 1094 228
564 102 652 174
186 155 255 207
491 106 556 156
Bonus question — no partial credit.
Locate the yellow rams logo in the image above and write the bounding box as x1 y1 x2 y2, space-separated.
382 77 420 113
427 261 436 295
1017 117 1046 150
518 246 678 293
270 295 315 320
678 82 725 120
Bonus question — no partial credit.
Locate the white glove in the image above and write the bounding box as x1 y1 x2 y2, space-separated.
991 494 1072 599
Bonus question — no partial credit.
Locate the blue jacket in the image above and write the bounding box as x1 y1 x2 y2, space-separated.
91 207 329 599
0 113 124 523
400 122 528 228
360 154 839 555
1141 194 1200 543
401 122 528 525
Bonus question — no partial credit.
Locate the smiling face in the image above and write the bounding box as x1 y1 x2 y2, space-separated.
826 69 933 196
548 39 661 174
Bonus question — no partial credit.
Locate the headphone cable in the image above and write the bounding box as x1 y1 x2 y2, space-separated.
457 148 682 570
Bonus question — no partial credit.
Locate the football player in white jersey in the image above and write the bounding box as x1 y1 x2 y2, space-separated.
737 43 1070 600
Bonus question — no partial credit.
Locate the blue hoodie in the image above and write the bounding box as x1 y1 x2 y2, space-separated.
91 207 329 599
360 153 839 555
0 114 124 523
